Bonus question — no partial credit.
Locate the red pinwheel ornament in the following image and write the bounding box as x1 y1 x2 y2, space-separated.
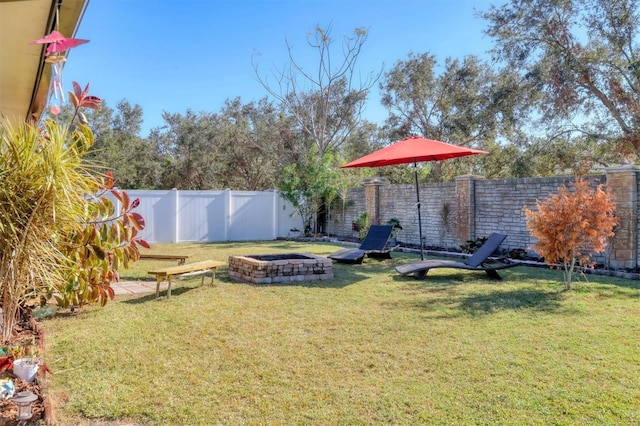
31 30 89 58
30 30 90 114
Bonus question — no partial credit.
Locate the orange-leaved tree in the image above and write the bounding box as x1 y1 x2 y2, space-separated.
524 178 618 290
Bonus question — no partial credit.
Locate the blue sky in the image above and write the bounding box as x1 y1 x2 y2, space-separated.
63 0 503 136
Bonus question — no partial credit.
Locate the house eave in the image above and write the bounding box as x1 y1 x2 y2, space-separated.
0 0 90 121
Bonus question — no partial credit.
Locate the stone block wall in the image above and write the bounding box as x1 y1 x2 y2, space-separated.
605 166 639 269
637 175 640 266
328 186 365 238
379 181 458 249
327 166 639 269
473 176 593 250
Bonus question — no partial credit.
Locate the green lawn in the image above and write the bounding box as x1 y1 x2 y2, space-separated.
43 241 640 425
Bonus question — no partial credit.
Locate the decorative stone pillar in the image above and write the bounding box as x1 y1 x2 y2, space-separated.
605 165 639 269
455 175 484 244
363 177 389 225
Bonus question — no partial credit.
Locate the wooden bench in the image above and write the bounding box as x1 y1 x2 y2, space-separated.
140 254 189 265
148 260 226 298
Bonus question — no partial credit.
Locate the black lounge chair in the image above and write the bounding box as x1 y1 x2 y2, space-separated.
395 232 520 280
328 225 395 264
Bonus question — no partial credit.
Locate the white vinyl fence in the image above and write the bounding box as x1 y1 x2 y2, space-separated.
109 189 303 244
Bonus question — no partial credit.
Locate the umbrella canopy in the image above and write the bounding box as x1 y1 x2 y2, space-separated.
341 135 488 259
341 135 488 168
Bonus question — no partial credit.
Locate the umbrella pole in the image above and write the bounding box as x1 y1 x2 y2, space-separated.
414 161 424 260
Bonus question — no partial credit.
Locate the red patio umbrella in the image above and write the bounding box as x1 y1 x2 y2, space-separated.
341 135 488 259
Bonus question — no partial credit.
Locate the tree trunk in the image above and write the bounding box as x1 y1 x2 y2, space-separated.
565 255 576 291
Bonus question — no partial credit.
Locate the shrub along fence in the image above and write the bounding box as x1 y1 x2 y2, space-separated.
326 165 640 270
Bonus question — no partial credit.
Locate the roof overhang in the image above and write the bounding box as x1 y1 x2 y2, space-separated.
0 0 89 121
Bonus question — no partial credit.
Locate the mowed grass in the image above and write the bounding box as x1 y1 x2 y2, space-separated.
43 241 640 425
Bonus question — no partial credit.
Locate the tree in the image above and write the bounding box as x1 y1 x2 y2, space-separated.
149 98 301 191
524 177 618 290
481 136 589 179
255 25 380 232
255 25 380 156
151 110 221 190
380 53 529 180
55 99 163 189
213 98 297 190
329 121 385 223
482 0 640 161
278 148 340 235
87 100 162 189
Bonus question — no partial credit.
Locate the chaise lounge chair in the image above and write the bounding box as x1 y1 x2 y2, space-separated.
395 232 520 280
328 225 396 264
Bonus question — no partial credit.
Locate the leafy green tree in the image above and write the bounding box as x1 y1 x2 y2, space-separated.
279 148 340 235
151 110 221 189
88 100 162 189
380 53 529 180
150 98 301 191
56 173 147 309
482 0 640 161
340 121 377 162
0 117 93 341
213 98 297 190
55 99 162 189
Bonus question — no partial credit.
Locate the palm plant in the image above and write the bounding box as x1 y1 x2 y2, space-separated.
0 82 148 342
0 117 98 342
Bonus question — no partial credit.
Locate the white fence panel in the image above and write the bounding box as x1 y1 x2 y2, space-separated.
277 197 302 237
108 189 303 244
178 190 226 242
124 190 175 243
229 191 277 241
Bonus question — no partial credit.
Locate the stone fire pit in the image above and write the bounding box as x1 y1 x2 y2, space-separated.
228 253 333 284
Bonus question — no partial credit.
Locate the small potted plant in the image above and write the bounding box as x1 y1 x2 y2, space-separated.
11 341 40 383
